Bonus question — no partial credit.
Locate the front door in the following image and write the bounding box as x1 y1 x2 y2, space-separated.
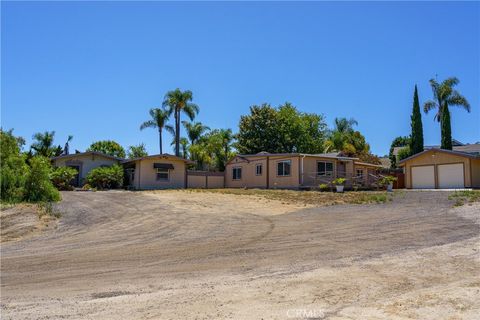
68 165 80 187
337 162 346 178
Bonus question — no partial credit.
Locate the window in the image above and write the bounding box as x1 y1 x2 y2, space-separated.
156 168 169 181
255 164 263 176
317 161 334 176
356 169 364 178
232 167 242 180
277 160 291 176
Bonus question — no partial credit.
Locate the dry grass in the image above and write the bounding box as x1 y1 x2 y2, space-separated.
448 190 480 206
187 188 393 206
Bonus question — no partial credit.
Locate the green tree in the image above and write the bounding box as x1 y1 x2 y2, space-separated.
389 136 411 169
50 166 78 191
424 77 470 150
441 106 452 150
127 143 148 159
87 140 126 158
31 131 62 158
162 89 199 157
410 85 424 154
24 156 60 202
182 121 210 145
1 129 29 202
170 137 190 158
140 107 173 154
236 103 326 154
397 146 412 162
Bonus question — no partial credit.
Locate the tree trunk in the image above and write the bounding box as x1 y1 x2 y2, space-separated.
159 129 163 154
175 109 180 156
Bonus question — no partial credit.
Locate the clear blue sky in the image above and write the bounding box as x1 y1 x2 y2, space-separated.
2 1 479 156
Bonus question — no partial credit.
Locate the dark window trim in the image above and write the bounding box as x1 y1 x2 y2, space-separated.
277 160 291 177
156 168 170 181
255 163 263 176
232 167 242 180
317 161 334 176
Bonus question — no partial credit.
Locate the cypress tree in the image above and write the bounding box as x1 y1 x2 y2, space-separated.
440 106 452 150
410 85 424 154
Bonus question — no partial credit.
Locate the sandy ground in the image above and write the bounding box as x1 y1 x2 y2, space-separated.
1 190 479 319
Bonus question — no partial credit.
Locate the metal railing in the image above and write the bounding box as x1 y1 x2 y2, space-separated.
302 171 385 189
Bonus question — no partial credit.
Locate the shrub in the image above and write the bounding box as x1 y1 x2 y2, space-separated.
319 183 329 191
1 130 29 203
51 166 78 190
332 178 346 185
86 165 123 189
24 156 61 202
380 175 397 186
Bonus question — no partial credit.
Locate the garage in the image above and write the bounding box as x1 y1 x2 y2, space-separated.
438 163 464 188
399 148 480 189
411 166 435 189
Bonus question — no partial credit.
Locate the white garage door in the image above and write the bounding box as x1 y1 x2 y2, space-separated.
438 163 464 189
411 166 435 189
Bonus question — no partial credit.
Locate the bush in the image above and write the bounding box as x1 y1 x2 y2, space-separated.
86 165 123 189
1 130 29 203
51 166 78 190
24 156 61 202
332 178 346 185
319 183 329 191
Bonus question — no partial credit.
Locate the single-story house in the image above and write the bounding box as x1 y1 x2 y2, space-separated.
225 152 383 189
398 148 480 189
123 154 195 189
51 151 123 187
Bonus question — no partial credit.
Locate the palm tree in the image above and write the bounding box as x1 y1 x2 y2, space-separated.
140 107 173 154
182 121 210 145
63 135 73 155
31 131 56 157
334 117 358 134
162 89 199 156
170 137 189 158
424 77 470 149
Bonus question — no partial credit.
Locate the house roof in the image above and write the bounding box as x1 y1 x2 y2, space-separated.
398 148 480 166
379 157 391 168
51 151 124 161
226 152 365 166
354 161 384 168
393 141 480 157
122 153 195 165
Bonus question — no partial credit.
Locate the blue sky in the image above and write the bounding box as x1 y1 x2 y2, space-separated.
2 1 479 156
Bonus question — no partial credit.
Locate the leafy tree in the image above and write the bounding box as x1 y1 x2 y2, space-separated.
424 77 470 150
127 143 148 159
50 166 77 191
140 107 173 154
410 85 424 154
31 131 62 158
236 103 326 154
388 136 410 169
441 106 452 150
162 89 199 157
1 129 29 202
86 165 124 189
24 156 60 202
182 121 210 145
333 117 358 134
87 140 126 158
397 146 412 162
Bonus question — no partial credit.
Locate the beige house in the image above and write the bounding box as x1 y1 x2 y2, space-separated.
225 152 382 189
51 152 123 187
399 148 480 189
123 154 194 190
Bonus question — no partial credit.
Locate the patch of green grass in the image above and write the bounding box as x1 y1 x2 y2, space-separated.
187 188 392 206
448 190 480 206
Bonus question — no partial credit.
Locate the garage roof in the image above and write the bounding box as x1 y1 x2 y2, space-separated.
398 148 480 166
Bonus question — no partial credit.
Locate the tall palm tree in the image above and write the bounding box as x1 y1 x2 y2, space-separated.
182 121 210 145
63 135 73 155
140 107 173 154
334 117 358 134
424 77 470 150
170 137 189 159
162 89 199 156
31 131 56 157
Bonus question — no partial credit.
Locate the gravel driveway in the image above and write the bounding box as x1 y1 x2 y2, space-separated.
1 190 479 319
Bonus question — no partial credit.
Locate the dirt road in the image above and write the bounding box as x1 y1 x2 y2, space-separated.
1 190 479 319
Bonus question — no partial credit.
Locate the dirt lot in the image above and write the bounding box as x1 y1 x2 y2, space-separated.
1 190 479 319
